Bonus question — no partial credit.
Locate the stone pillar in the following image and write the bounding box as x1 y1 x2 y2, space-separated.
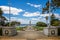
43 26 58 36
2 27 17 36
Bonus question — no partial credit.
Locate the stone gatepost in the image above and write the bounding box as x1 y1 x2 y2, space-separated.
43 26 58 36
2 26 17 36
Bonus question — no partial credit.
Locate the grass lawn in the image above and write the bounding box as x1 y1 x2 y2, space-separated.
16 26 26 31
34 26 46 31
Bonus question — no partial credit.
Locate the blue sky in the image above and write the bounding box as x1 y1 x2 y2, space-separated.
0 0 60 24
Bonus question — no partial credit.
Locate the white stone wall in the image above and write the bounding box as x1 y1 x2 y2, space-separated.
43 27 58 36
2 27 17 36
49 28 58 36
43 28 48 35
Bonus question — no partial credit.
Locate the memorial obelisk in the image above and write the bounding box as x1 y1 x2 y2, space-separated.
29 20 31 26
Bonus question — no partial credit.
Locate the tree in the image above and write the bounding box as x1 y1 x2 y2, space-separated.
0 8 7 35
51 0 60 8
0 8 3 16
42 0 60 26
36 22 47 27
45 16 48 26
42 1 50 27
0 8 7 26
42 0 60 13
42 1 49 14
51 19 60 26
9 21 20 26
50 14 60 26
51 14 55 20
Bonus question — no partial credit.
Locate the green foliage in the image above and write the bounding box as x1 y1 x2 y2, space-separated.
45 16 48 20
50 14 60 26
6 21 20 26
42 0 60 13
51 19 60 26
0 28 2 35
42 1 49 14
16 27 22 30
52 0 60 7
34 26 45 31
0 8 7 26
0 8 3 16
58 28 60 35
0 21 5 26
5 22 9 26
36 22 47 27
51 14 56 20
16 27 25 31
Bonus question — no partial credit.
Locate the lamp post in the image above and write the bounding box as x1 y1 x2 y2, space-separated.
48 0 51 28
8 0 11 27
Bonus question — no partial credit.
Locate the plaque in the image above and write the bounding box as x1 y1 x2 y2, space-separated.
51 30 55 35
5 30 9 35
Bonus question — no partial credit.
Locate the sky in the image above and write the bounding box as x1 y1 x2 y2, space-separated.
0 0 60 24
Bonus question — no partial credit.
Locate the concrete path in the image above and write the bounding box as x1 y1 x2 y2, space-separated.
25 26 34 31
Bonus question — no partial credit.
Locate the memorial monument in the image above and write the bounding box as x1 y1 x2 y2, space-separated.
29 20 31 26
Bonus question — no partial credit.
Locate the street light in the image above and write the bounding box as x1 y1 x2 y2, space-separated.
48 0 51 28
8 0 11 27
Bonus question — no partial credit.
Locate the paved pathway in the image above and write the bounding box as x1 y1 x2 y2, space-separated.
0 31 60 40
25 26 34 31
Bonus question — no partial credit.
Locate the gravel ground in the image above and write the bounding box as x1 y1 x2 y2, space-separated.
0 31 60 40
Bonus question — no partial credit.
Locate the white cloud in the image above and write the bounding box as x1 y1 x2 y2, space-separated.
10 17 17 21
5 13 60 24
31 17 46 21
30 17 46 24
31 18 39 20
40 13 52 17
6 16 47 24
27 3 41 8
4 16 9 20
23 12 52 17
7 17 29 24
0 6 24 15
23 11 40 17
41 13 60 18
40 13 60 19
54 13 60 18
18 19 29 24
